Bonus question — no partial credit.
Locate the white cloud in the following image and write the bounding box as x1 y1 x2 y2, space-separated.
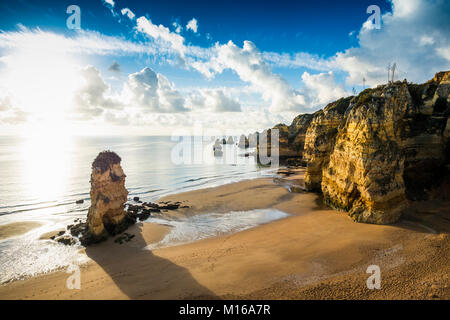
124 67 187 113
301 71 349 106
331 0 450 86
172 22 182 33
136 17 186 57
104 110 129 125
120 8 135 20
0 28 154 56
186 18 198 33
192 40 307 112
0 94 12 112
73 66 123 120
103 0 115 7
0 92 27 124
262 51 334 71
187 88 241 112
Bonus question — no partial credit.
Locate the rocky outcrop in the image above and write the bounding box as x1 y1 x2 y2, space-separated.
402 71 450 200
288 113 315 153
238 134 249 148
255 71 449 224
320 72 449 224
304 97 353 191
256 114 314 159
213 139 223 156
248 132 259 148
86 151 131 241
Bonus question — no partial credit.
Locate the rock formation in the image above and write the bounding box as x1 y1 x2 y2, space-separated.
248 132 259 148
288 113 315 152
238 134 249 148
227 136 234 144
303 97 353 191
213 139 223 156
86 151 131 241
256 114 313 159
306 71 449 224
258 71 449 224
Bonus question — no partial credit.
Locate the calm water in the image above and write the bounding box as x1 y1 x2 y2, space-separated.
0 135 283 283
0 136 276 224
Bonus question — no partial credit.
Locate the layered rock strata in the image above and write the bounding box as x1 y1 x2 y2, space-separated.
318 72 449 224
256 114 313 159
255 71 449 224
303 97 353 191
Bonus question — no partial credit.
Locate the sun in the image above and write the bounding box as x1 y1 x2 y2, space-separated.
2 42 83 136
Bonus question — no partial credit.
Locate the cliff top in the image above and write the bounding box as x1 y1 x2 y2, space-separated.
431 71 450 83
92 151 122 173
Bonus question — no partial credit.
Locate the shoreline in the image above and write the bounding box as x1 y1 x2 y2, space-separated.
0 221 43 241
0 168 449 299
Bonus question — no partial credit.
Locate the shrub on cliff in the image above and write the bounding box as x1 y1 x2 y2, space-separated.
92 150 122 174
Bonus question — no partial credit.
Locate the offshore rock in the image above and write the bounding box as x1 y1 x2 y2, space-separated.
238 134 249 148
86 151 131 242
248 132 259 148
213 139 223 156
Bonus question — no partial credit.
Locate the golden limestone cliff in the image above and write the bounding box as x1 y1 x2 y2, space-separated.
253 71 449 224
316 71 449 224
256 114 314 160
86 151 130 241
303 97 353 191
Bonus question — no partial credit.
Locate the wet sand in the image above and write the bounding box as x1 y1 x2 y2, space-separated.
0 168 448 299
0 221 42 241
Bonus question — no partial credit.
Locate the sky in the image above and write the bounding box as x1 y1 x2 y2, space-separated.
0 0 449 136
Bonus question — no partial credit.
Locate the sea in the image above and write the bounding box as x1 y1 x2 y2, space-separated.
0 135 287 283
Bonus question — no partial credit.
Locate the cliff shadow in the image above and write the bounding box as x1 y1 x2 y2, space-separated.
85 223 219 300
395 199 450 235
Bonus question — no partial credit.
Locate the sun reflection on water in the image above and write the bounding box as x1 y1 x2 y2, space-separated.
19 133 73 203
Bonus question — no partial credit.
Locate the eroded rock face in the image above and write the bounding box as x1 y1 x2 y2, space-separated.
86 151 130 241
238 134 249 148
401 71 450 200
321 72 449 224
256 114 314 159
304 97 352 191
248 132 259 148
288 113 314 153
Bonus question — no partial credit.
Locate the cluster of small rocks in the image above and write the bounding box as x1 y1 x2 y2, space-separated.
277 168 297 177
50 199 189 247
114 232 135 244
127 198 188 216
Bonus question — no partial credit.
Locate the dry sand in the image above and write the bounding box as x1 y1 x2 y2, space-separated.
0 168 448 299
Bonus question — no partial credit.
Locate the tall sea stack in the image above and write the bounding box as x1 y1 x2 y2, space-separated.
86 151 129 241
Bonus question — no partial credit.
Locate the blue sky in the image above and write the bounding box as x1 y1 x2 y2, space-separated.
0 0 448 135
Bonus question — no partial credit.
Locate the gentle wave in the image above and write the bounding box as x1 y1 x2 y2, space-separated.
145 209 289 250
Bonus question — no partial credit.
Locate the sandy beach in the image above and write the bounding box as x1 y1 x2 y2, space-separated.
0 168 448 300
0 222 43 241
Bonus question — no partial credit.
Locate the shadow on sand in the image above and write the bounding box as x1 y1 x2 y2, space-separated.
85 224 219 299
